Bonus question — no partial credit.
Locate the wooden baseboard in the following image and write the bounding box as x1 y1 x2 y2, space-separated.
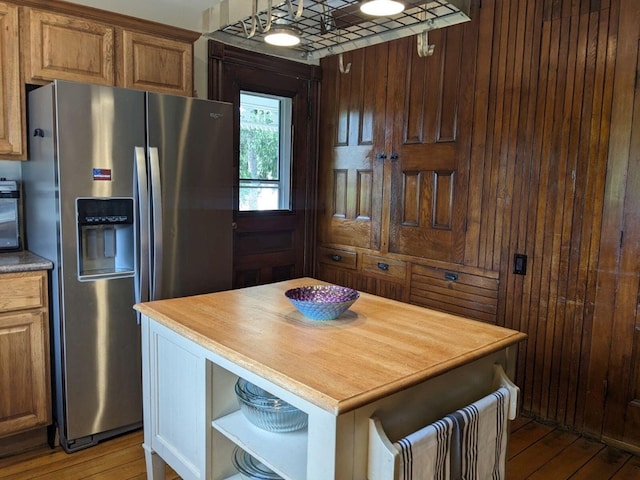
0 426 50 458
601 435 640 456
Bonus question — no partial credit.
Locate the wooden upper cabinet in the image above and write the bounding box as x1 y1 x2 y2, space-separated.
22 7 115 85
0 2 197 161
19 5 194 96
386 25 476 263
119 30 192 96
317 42 389 251
318 20 477 264
0 2 24 157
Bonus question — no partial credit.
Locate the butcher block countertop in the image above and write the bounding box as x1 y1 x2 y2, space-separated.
134 277 526 415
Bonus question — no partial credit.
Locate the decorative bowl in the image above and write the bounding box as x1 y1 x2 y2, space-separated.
284 285 360 320
235 378 308 432
232 446 283 480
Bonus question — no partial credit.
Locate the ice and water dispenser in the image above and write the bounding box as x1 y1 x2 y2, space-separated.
76 198 134 280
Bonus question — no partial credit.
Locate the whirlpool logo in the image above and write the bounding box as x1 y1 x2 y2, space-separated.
210 112 224 119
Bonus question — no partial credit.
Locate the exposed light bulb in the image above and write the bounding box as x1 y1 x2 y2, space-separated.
264 26 301 47
360 0 405 16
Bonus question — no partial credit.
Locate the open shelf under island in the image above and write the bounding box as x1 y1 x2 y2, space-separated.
134 277 527 480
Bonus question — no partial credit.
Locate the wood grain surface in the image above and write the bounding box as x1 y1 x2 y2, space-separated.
135 278 526 414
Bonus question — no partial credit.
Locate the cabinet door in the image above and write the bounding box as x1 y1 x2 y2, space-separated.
120 30 192 96
317 43 388 250
22 8 115 85
0 310 50 437
143 318 207 479
0 2 23 157
387 24 476 263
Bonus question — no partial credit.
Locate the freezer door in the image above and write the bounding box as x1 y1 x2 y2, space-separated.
147 93 233 299
53 81 146 446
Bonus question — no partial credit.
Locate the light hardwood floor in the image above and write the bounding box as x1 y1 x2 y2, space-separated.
1 416 639 479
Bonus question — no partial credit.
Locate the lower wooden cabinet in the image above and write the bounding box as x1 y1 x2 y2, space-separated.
361 254 407 282
409 265 499 324
0 270 51 438
316 249 408 302
316 248 500 323
317 246 357 270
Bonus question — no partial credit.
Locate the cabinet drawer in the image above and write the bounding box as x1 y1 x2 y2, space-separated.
410 264 499 323
0 271 46 313
317 247 357 270
361 255 406 281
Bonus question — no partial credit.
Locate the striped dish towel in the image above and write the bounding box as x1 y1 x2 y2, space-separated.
449 387 510 480
394 416 454 480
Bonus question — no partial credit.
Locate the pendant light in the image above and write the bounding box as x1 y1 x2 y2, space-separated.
264 24 302 47
359 0 405 16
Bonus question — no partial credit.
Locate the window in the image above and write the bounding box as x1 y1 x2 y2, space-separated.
239 91 292 211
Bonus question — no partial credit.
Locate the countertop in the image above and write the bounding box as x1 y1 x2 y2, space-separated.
134 277 527 414
0 250 53 273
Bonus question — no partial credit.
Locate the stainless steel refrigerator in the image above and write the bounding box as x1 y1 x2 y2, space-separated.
21 80 233 452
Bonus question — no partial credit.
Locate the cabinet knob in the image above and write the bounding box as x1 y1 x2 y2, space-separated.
331 254 342 262
444 272 458 281
390 153 399 161
375 153 387 160
377 262 389 271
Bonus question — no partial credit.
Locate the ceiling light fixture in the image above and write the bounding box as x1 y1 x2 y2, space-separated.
264 24 302 47
359 0 406 16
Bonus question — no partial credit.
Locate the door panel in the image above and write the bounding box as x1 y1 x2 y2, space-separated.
387 25 474 263
55 82 145 440
601 20 640 445
317 43 388 251
211 45 319 288
620 41 640 445
147 93 233 298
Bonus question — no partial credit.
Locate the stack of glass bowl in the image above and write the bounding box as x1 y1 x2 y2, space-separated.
232 447 283 480
234 378 308 432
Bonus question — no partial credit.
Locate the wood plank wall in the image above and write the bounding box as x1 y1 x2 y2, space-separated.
466 0 639 445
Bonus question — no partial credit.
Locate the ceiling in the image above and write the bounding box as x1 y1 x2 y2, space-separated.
62 1 471 64
205 0 471 63
60 0 212 31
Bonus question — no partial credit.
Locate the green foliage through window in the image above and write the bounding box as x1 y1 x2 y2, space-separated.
239 92 292 211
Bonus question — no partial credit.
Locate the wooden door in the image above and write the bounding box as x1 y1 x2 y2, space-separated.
386 23 476 263
22 8 115 85
119 30 193 96
317 43 388 251
585 0 640 449
601 0 640 444
0 271 50 438
210 42 319 288
0 2 23 157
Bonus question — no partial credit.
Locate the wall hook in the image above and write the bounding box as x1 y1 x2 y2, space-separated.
338 53 351 74
417 30 435 57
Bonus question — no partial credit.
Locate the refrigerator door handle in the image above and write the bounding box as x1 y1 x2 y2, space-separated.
149 146 163 300
134 147 150 324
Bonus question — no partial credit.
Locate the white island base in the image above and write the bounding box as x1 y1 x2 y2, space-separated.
135 278 526 480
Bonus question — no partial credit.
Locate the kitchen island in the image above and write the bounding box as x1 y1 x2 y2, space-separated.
134 277 527 480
